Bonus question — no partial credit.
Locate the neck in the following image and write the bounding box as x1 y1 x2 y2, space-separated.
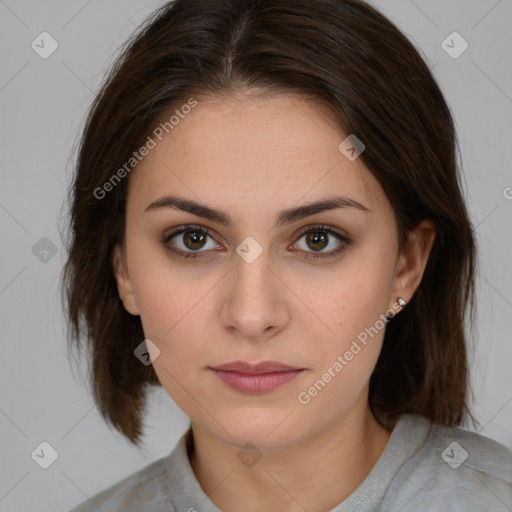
188 406 393 512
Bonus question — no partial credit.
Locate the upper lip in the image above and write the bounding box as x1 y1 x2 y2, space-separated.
209 361 303 374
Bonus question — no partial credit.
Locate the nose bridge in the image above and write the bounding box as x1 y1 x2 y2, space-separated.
232 240 275 305
233 245 272 298
221 237 287 337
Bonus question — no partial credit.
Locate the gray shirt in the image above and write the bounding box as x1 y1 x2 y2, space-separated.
70 414 512 511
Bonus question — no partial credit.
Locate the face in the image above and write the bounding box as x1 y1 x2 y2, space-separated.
113 91 434 451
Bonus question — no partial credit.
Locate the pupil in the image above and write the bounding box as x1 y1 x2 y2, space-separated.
308 231 327 251
185 231 205 250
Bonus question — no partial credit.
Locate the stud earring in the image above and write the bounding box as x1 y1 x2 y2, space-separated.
386 297 408 321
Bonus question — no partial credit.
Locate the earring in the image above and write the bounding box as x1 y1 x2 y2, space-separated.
386 297 407 320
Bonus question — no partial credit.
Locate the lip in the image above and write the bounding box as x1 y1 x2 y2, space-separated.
210 360 302 373
209 361 305 393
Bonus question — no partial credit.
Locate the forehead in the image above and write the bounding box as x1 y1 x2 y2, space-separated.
127 92 387 222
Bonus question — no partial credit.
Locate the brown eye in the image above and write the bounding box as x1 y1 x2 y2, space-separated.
162 225 220 259
305 231 329 252
182 230 208 251
292 225 352 260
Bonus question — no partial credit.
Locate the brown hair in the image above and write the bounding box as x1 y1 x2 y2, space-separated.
61 0 478 447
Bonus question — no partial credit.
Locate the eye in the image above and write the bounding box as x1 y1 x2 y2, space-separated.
161 225 220 259
290 225 352 260
161 224 352 261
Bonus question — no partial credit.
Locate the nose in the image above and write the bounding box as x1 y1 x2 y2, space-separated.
219 243 290 341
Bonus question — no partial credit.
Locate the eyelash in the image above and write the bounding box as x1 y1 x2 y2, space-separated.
161 224 352 261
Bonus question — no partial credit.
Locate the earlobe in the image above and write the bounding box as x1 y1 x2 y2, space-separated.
112 244 140 316
391 219 436 307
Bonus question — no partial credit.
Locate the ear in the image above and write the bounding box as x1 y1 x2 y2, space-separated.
112 244 140 316
390 219 436 309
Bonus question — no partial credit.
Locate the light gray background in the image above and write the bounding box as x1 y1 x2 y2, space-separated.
0 1 511 511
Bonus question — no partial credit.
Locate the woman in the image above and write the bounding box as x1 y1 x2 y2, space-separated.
62 0 512 510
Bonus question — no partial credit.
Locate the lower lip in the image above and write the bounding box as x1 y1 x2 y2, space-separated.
209 369 304 393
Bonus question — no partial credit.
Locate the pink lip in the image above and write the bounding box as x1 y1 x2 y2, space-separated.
210 360 301 373
209 361 305 393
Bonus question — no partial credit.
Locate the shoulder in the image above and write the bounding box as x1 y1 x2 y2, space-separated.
69 453 174 512
426 419 512 482
385 415 512 511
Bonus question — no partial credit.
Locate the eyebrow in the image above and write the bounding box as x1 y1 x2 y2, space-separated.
144 194 370 227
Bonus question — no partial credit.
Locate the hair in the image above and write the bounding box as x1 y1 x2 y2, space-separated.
61 0 478 447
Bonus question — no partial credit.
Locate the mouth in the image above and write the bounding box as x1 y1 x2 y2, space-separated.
208 360 306 393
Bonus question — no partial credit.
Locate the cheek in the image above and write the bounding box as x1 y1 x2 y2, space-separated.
127 242 211 340
136 283 207 361
129 259 215 367
139 291 207 417
295 280 389 414
313 257 391 338
297 257 392 389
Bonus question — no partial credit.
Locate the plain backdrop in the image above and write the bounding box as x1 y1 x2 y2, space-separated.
0 1 511 511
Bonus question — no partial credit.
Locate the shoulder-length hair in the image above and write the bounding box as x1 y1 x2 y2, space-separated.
61 0 477 446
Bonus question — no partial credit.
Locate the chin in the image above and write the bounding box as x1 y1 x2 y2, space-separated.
210 414 310 452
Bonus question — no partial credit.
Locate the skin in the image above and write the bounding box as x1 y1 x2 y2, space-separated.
112 90 436 512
